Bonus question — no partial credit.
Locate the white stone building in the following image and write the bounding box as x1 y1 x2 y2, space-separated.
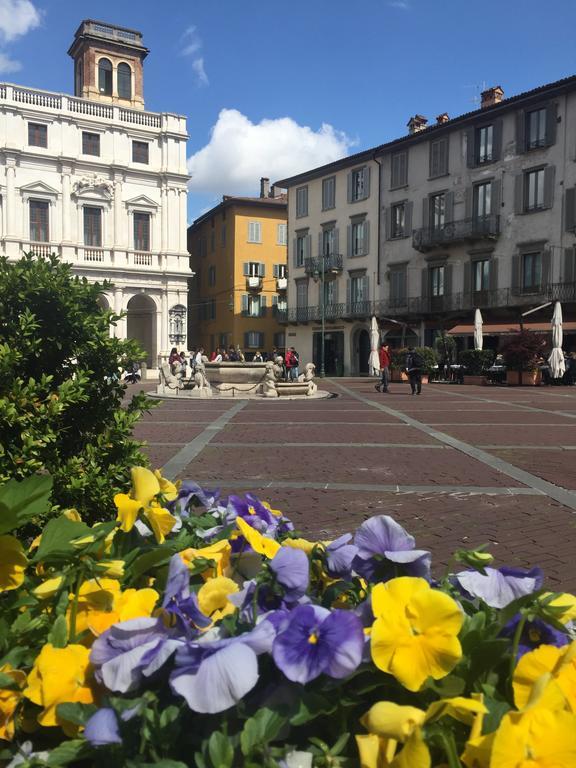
0 20 190 375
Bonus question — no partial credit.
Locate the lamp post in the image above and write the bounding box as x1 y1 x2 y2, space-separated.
313 257 326 378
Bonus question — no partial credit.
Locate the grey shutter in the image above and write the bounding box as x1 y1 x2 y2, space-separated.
491 179 502 215
385 207 392 240
511 254 520 295
318 231 323 257
364 166 371 198
466 127 476 168
445 191 454 223
565 188 576 231
516 111 526 154
543 166 555 209
305 234 312 260
464 261 471 294
292 238 298 267
514 174 524 214
347 225 352 257
347 171 353 203
332 279 339 304
492 119 503 161
489 257 499 291
421 268 429 298
364 221 370 255
429 141 437 177
243 262 249 276
564 247 575 284
334 228 340 255
444 264 453 301
545 102 558 147
273 264 279 278
401 151 408 186
440 138 448 175
241 294 248 313
542 248 551 287
364 275 370 306
405 201 413 237
346 278 351 311
260 296 267 316
464 187 472 219
422 197 429 229
259 262 266 277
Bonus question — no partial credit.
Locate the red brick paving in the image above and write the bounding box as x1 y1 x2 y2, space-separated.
210 424 438 445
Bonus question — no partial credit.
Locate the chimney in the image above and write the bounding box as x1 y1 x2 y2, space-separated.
407 114 428 134
436 112 449 124
480 86 504 109
260 177 270 198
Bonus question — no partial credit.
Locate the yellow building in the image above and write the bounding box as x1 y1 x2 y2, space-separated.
187 179 288 358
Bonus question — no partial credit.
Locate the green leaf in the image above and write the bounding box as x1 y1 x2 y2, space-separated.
329 732 350 756
47 738 92 766
241 707 285 756
56 702 98 726
129 546 174 581
290 692 337 726
0 671 19 689
426 674 466 698
0 474 53 534
209 730 234 768
32 515 93 562
48 614 68 648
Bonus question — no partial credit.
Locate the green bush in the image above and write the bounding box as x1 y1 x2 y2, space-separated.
390 347 408 371
0 253 154 528
501 329 547 372
414 346 437 374
433 331 457 364
458 348 496 375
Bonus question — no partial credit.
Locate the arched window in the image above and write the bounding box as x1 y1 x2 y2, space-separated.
117 63 132 100
98 58 113 95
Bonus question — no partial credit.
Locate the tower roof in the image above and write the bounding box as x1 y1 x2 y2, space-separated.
68 19 149 58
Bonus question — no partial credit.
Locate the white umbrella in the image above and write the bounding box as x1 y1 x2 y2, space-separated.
473 308 483 351
548 301 565 379
369 316 380 375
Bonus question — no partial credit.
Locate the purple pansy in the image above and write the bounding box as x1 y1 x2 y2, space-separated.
84 708 122 746
270 547 309 600
162 554 212 635
500 614 569 659
326 534 358 580
172 480 222 518
454 566 544 609
272 604 364 684
352 515 431 581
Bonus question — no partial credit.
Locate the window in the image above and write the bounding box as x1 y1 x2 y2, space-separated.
389 266 407 307
28 123 47 148
525 168 545 211
132 141 149 164
350 167 369 202
390 151 408 188
98 58 112 95
208 265 216 286
244 262 264 277
133 212 150 251
273 294 288 315
322 176 336 210
273 332 285 349
117 63 132 99
296 186 308 217
29 200 49 242
295 234 306 267
351 220 365 256
527 108 546 150
477 125 493 164
474 182 492 219
430 137 449 178
391 203 406 238
350 274 366 304
245 331 265 349
248 221 262 243
296 280 308 308
430 265 445 296
322 227 335 256
473 259 490 292
83 207 102 247
323 279 336 305
247 295 261 317
275 264 287 279
277 223 287 245
82 132 100 156
430 193 446 230
522 252 542 292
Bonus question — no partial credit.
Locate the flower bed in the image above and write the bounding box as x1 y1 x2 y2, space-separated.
1 469 575 767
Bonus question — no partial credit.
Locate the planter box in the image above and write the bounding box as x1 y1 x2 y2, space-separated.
506 370 541 386
463 375 487 386
391 370 408 382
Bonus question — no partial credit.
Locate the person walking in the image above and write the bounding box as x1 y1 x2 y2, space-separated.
405 346 424 395
285 347 300 380
375 342 391 393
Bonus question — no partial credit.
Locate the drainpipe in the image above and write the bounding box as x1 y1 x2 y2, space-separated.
374 153 383 292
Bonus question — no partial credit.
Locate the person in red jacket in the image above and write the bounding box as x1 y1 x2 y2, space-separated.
375 343 391 393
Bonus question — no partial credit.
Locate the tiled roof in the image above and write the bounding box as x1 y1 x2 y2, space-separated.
189 193 287 229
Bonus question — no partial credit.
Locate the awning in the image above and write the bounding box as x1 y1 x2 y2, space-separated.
448 321 576 336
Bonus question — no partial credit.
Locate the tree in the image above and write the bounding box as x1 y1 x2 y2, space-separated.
0 253 154 527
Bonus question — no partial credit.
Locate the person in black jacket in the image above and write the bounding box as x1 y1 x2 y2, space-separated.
405 347 424 395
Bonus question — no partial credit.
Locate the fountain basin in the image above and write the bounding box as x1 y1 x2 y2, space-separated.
204 361 267 395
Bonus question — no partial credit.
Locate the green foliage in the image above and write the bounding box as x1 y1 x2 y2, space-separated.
433 331 457 364
389 347 407 371
501 329 547 371
414 346 437 374
0 253 153 528
458 349 496 375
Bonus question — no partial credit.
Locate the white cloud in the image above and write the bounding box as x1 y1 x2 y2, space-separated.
0 0 41 42
0 50 20 73
187 109 354 195
181 25 208 87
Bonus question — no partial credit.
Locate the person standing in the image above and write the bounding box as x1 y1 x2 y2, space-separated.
195 347 205 367
375 342 391 393
405 347 423 395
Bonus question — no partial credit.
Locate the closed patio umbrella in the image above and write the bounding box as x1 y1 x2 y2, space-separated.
548 301 565 379
369 316 380 375
473 308 483 351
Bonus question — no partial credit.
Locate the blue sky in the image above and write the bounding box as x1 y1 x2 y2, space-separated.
2 0 576 220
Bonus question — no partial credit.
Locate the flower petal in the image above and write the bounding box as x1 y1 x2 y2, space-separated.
84 708 122 746
131 467 161 505
114 494 141 533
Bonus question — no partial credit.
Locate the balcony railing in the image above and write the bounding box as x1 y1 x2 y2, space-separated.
304 253 343 276
278 281 576 323
413 215 500 252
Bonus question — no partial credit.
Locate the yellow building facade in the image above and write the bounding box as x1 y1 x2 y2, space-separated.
188 186 288 358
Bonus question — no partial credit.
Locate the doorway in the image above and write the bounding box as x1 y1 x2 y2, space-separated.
313 331 344 376
126 294 157 366
355 328 371 375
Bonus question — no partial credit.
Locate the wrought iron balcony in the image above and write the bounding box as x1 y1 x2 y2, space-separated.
413 215 500 252
304 253 343 276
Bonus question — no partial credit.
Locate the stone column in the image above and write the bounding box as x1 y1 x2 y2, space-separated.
5 160 16 237
113 174 123 250
114 286 124 338
160 185 168 253
61 168 71 242
161 289 169 353
179 188 188 253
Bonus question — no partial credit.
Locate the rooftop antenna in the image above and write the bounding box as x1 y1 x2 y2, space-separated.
462 80 487 108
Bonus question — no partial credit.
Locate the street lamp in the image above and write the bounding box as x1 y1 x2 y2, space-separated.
312 259 326 378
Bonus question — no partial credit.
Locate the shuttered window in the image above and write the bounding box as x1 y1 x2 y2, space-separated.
390 151 408 188
28 123 47 148
98 58 112 95
132 141 149 164
244 331 265 349
248 221 262 243
430 193 446 229
477 125 493 164
527 108 547 150
351 221 365 256
83 207 102 247
296 280 308 309
473 259 490 292
391 203 406 238
430 266 445 296
118 63 132 99
295 234 307 267
525 168 545 211
208 265 216 286
389 266 407 307
277 223 287 245
322 176 336 210
296 187 308 217
134 212 150 251
474 182 492 218
29 200 49 242
350 167 369 201
522 252 542 292
429 137 448 178
82 132 100 156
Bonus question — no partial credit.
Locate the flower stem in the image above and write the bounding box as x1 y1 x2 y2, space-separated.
509 613 527 698
439 730 462 768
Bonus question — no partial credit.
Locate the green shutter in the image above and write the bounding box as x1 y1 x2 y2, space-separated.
492 119 503 161
333 227 340 255
466 127 476 168
347 225 352 257
564 247 575 284
364 221 370 255
565 188 576 231
243 262 249 276
491 179 502 215
259 262 266 277
543 166 555 209
347 172 353 203
292 238 298 267
241 294 248 313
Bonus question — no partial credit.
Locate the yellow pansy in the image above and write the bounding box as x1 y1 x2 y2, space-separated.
491 706 576 768
370 577 463 691
356 733 397 768
261 500 283 518
180 540 231 580
541 591 576 623
68 578 158 637
153 469 178 500
236 516 280 558
513 642 576 712
62 509 82 522
94 559 125 579
197 576 239 623
114 467 177 544
0 535 27 593
282 538 318 555
24 644 94 733
0 664 26 741
33 576 64 600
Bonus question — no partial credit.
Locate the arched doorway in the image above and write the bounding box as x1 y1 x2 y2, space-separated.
96 294 110 311
353 327 371 375
127 294 157 366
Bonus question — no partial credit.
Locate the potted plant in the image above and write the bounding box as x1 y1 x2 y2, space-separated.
501 330 546 386
459 349 496 385
390 347 409 381
413 346 437 384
